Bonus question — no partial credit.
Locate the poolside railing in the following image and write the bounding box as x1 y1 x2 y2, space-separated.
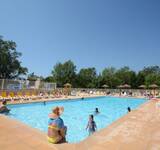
0 79 56 91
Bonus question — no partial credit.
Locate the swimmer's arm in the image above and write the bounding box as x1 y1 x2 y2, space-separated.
94 122 97 130
86 122 89 130
59 128 66 137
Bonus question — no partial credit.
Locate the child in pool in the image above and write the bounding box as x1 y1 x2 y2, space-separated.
86 114 97 135
94 108 100 114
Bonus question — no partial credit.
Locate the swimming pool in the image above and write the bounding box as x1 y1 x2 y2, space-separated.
8 97 147 143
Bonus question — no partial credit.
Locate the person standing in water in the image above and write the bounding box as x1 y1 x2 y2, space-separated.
94 108 100 114
86 114 97 135
127 107 131 112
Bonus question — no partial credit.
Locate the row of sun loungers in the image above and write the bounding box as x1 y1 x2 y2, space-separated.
0 91 63 102
0 90 106 102
1 89 160 103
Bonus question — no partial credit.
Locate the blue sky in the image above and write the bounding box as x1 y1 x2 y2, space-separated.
0 0 160 77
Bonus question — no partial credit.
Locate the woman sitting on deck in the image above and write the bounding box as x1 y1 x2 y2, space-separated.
48 106 67 144
0 100 10 113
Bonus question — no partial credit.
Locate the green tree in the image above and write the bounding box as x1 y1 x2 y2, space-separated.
101 67 119 88
136 72 145 87
77 67 97 88
95 74 103 88
115 67 137 88
52 60 76 87
138 66 160 87
43 76 55 82
145 74 160 87
0 36 28 78
27 72 42 81
143 66 160 75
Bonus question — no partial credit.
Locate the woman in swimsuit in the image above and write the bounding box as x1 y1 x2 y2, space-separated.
0 100 10 113
48 107 67 144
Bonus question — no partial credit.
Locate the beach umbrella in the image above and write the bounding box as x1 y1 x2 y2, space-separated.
123 84 131 89
149 84 159 89
102 84 109 94
139 85 146 89
118 84 131 89
117 85 124 89
117 84 131 95
139 85 147 96
64 83 72 87
102 84 109 88
64 83 72 96
149 84 159 96
117 85 124 96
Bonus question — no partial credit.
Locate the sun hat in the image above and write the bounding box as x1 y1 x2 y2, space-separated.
49 106 64 118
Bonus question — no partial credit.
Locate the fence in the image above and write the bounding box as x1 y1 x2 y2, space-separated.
0 79 159 96
0 79 56 91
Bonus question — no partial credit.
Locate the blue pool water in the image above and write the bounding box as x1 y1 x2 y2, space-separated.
7 97 146 143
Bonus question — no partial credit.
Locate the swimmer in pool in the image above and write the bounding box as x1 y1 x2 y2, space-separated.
127 107 131 112
94 108 100 114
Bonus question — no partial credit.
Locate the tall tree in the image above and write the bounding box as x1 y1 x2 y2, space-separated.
138 66 160 87
52 60 76 87
77 67 97 88
43 76 55 82
136 72 145 87
101 67 119 88
27 72 42 81
0 36 28 79
115 66 137 88
143 66 160 75
95 74 103 88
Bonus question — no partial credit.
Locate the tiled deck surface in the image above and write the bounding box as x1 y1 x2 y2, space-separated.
0 99 160 150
